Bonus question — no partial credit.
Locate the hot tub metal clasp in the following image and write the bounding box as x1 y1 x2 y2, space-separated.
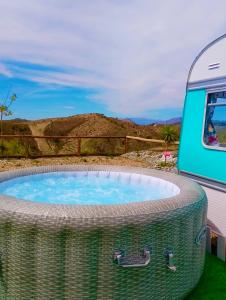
165 249 176 272
195 225 207 246
113 247 151 268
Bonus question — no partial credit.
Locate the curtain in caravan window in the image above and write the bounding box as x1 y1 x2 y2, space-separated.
203 91 226 148
204 94 218 146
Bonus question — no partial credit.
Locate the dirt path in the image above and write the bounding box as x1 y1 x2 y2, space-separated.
29 121 53 154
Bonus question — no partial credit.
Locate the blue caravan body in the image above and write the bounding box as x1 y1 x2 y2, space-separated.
178 35 226 191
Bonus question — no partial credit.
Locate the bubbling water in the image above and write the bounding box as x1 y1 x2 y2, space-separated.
0 171 180 205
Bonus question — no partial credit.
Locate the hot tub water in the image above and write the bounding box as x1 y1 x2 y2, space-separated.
0 171 180 205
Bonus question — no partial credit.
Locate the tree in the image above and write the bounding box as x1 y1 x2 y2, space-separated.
161 125 177 150
0 93 17 153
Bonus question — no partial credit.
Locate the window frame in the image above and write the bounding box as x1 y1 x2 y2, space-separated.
202 87 226 152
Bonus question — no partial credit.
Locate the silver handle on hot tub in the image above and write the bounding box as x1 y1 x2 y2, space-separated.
165 249 176 272
195 225 207 245
113 247 151 268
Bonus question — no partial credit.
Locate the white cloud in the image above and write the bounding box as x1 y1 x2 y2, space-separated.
0 0 225 116
63 105 75 110
0 63 12 77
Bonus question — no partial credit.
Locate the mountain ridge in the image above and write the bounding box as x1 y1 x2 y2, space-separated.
6 113 182 126
125 117 182 125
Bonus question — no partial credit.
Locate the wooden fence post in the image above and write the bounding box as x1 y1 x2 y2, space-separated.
77 138 81 156
124 137 128 154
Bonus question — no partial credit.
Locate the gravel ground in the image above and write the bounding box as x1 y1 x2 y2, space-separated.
0 156 149 172
122 150 178 172
0 150 178 173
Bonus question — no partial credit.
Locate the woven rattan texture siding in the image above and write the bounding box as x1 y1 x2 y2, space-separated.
0 165 207 300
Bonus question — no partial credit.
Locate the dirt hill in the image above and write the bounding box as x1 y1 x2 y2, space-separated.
0 113 180 156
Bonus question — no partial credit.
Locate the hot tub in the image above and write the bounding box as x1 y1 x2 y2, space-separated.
0 165 207 300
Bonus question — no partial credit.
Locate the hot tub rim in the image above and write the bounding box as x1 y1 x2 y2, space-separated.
0 165 207 228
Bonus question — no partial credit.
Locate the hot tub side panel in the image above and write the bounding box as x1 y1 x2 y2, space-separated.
96 200 207 300
178 89 226 183
0 195 207 300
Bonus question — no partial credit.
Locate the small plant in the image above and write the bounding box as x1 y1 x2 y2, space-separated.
0 92 17 154
0 93 17 136
157 161 175 169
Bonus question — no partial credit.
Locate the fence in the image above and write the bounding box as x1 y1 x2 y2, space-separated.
0 135 179 158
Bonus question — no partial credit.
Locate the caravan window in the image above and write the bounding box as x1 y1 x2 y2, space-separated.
203 91 226 148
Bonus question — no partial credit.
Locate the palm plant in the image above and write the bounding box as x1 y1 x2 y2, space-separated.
160 125 177 165
161 125 177 150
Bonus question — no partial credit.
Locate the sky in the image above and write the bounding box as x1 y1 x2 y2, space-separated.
0 1 226 120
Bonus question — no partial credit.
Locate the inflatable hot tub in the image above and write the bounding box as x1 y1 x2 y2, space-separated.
0 165 207 300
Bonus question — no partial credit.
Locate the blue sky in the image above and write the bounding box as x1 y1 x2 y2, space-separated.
0 1 226 120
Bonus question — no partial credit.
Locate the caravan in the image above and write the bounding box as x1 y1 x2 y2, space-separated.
178 34 226 192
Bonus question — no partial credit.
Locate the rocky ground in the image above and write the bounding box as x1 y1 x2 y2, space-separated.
0 150 178 173
121 150 178 172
